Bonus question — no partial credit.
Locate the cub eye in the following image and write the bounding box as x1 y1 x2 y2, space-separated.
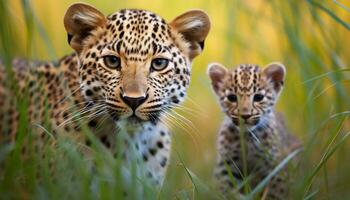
103 55 121 69
253 94 264 102
151 58 169 71
227 94 237 102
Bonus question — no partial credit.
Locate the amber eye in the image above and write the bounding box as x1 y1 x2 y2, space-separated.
151 58 169 71
227 94 237 102
103 55 121 69
253 94 264 102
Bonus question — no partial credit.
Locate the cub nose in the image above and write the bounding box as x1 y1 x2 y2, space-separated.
241 114 251 120
121 94 147 111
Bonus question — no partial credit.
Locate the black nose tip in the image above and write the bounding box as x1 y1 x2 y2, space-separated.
121 95 147 111
241 115 251 120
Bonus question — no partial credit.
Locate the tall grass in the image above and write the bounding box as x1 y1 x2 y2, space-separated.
1 0 350 199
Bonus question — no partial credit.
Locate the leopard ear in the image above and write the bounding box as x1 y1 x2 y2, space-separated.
170 10 211 60
207 62 228 94
64 3 106 53
263 62 286 93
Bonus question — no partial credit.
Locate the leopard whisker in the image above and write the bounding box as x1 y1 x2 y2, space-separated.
58 101 101 118
57 100 107 115
161 109 199 151
183 96 202 110
61 102 105 121
72 109 109 132
68 107 108 129
151 114 171 131
169 104 204 118
57 104 106 128
52 84 83 108
171 109 201 137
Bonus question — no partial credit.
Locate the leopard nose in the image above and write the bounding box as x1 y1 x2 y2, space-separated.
121 94 148 111
241 115 251 120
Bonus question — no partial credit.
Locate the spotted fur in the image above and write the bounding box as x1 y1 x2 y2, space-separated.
0 3 210 186
208 62 299 199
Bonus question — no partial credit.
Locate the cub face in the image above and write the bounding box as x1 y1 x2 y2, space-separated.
208 62 285 129
64 3 210 123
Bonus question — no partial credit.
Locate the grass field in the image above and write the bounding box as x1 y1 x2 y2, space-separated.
1 0 350 199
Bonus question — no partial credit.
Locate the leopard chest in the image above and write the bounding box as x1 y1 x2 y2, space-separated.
219 124 283 175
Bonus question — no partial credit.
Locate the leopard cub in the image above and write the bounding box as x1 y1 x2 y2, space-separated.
208 62 298 199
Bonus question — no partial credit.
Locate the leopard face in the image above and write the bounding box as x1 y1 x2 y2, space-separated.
64 4 210 124
208 62 285 130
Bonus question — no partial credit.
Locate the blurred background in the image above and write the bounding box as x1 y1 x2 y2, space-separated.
1 0 350 199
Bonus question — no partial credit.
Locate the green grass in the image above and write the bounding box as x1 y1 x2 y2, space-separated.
1 0 350 199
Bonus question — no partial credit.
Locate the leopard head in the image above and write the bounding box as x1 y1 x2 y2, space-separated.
208 62 285 129
64 3 210 124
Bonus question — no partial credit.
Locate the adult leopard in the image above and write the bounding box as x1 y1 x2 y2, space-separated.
0 3 210 186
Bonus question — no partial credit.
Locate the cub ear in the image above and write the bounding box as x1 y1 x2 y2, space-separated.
263 62 286 93
64 3 106 53
170 10 211 60
207 62 228 94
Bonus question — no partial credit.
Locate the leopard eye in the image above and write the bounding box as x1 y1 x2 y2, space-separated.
253 94 264 102
151 58 169 71
103 55 121 69
227 94 237 102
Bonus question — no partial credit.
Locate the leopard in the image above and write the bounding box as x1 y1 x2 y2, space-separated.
207 62 300 199
0 3 210 187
